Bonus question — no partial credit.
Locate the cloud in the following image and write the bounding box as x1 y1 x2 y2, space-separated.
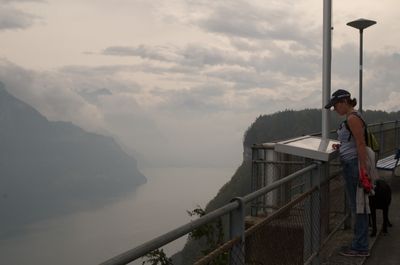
101 1 322 83
0 0 43 3
1 0 399 167
364 52 400 110
0 58 245 167
151 84 227 114
205 66 279 90
330 46 400 111
59 65 143 94
332 43 359 80
77 88 112 104
0 59 180 166
103 44 245 68
372 91 400 112
0 60 105 131
101 41 319 87
158 0 319 47
0 7 37 30
179 44 246 67
103 45 182 62
0 1 42 31
198 2 294 40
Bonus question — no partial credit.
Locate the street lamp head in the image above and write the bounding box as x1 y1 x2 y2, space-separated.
347 18 377 31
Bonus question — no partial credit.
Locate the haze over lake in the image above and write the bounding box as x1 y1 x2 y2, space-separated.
0 166 234 265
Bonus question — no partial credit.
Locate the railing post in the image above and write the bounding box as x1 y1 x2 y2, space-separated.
265 143 278 214
251 146 265 216
251 143 277 216
304 161 321 265
320 161 330 241
379 122 384 157
251 145 258 216
395 120 399 149
229 197 245 264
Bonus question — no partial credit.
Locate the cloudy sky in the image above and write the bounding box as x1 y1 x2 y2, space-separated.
1 0 399 168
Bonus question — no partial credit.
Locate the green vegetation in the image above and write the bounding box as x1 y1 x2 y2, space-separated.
143 206 226 265
142 249 173 265
243 109 400 149
187 206 227 263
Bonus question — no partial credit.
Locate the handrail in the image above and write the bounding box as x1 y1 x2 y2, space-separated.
368 120 400 128
100 202 238 265
100 164 318 265
243 163 317 203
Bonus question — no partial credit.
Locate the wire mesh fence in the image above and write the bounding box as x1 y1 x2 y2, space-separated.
193 144 343 265
193 166 346 265
193 237 241 265
251 145 307 216
369 121 400 159
194 186 323 265
326 170 347 232
245 190 315 265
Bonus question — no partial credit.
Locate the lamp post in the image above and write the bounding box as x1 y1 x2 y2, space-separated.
346 18 376 113
322 0 332 141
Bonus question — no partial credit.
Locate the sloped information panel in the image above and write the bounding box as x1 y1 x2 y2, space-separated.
275 136 339 161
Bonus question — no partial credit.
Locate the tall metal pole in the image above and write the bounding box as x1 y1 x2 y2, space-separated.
322 0 332 140
359 29 364 113
347 18 376 114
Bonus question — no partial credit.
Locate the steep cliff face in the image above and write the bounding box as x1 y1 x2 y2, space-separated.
0 83 146 235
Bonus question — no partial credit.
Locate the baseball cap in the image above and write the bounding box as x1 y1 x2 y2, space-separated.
324 89 351 109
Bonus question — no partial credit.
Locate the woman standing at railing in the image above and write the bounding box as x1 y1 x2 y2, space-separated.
325 89 371 257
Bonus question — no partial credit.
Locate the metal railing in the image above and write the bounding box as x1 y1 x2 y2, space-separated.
100 120 400 265
368 120 400 158
101 163 322 265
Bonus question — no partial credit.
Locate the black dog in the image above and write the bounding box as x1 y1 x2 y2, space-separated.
369 179 392 237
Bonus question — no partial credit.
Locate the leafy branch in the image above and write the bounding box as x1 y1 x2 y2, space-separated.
187 205 228 264
141 249 172 265
141 205 228 265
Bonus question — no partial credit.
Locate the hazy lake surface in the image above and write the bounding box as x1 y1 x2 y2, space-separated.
0 167 234 265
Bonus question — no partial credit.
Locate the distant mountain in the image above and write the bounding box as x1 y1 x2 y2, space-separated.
0 82 146 236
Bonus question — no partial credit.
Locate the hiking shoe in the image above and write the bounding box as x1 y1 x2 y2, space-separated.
339 247 370 257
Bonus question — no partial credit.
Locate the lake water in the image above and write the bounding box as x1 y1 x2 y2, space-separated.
0 167 235 265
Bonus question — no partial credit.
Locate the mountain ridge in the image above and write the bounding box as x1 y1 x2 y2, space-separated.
0 82 146 236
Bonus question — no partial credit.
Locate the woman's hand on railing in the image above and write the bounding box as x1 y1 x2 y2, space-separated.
332 144 341 150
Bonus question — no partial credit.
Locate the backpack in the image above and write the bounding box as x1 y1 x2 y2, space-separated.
344 112 380 152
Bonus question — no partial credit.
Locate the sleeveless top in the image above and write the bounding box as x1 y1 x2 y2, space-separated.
337 112 364 161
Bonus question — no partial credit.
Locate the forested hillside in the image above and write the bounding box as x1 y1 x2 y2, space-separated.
172 108 400 264
243 109 400 149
